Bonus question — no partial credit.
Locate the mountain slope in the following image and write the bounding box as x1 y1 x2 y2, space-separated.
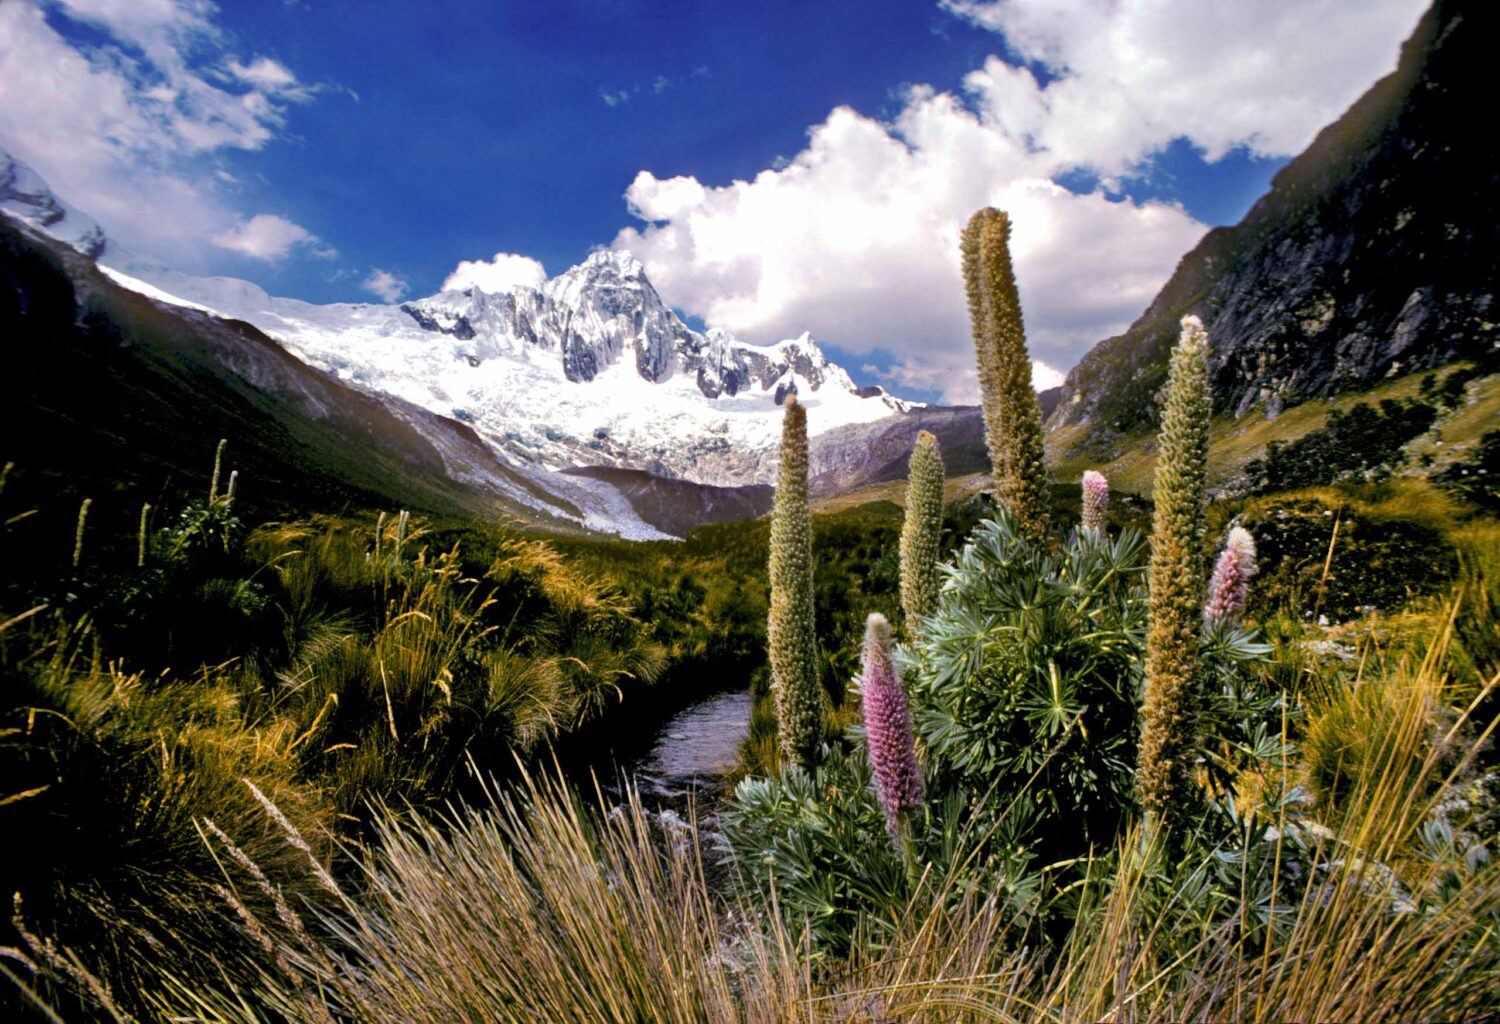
99 246 911 491
2 153 938 534
1048 0 1497 457
0 216 585 535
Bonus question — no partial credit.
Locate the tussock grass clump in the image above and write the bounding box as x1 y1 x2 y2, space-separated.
0 495 673 1019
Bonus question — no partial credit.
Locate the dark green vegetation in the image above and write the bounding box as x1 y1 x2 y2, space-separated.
0 435 959 1019
1440 428 1500 514
1244 394 1452 493
720 479 1499 998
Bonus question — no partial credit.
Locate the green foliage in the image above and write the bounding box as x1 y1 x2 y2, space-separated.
1247 397 1438 492
1439 429 1500 513
1238 495 1457 620
910 513 1149 857
767 397 821 768
0 494 676 1017
1139 315 1214 837
719 747 909 953
960 208 1050 542
0 619 333 1017
898 430 945 633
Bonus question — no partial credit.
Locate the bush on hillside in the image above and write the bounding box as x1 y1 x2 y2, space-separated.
1246 397 1438 492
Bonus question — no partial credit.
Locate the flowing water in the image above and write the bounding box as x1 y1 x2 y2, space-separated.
582 688 753 804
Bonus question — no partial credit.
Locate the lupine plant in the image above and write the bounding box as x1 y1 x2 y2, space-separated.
910 511 1150 861
1204 527 1258 628
1081 470 1109 532
960 208 1050 543
1137 315 1214 840
766 395 822 768
859 613 924 881
898 431 945 632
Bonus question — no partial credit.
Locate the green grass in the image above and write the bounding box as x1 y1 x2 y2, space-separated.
3 404 1498 1023
1049 363 1499 495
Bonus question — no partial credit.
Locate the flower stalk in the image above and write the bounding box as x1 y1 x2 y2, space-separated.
1137 315 1213 840
960 208 1050 543
899 431 945 633
860 613 923 881
1205 527 1258 628
768 395 821 768
1081 470 1109 533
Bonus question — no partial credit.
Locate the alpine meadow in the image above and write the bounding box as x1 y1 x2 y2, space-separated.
2 1 1497 1021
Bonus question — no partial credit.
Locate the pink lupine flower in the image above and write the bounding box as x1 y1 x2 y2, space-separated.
1205 527 1258 627
860 613 923 832
1081 470 1109 532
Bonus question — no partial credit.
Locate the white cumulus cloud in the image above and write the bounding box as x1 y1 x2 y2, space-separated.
0 0 331 266
442 252 548 293
614 94 1205 398
945 0 1429 173
361 267 409 302
611 0 1426 398
212 213 323 261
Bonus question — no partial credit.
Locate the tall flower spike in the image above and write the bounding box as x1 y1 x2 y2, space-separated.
1204 527 1258 627
1081 470 1110 533
860 613 923 834
138 502 152 567
1137 315 1213 841
73 497 91 569
960 208 1050 544
899 431 946 632
209 438 227 501
767 395 821 768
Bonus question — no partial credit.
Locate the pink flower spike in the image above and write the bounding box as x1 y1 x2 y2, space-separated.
1205 527 1258 627
860 613 924 833
1081 471 1109 532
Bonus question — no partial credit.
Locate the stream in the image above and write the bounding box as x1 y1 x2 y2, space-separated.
577 687 754 806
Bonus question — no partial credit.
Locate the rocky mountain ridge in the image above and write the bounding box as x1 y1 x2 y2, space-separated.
1048 0 1497 456
0 152 914 498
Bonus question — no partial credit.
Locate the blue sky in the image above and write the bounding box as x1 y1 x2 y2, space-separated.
0 0 1427 403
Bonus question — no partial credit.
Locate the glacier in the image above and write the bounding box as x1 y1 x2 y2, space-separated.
2 151 919 536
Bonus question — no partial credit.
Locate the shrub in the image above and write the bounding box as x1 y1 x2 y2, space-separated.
1247 398 1438 492
910 512 1149 859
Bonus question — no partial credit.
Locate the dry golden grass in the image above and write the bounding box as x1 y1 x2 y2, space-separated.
102 604 1496 1023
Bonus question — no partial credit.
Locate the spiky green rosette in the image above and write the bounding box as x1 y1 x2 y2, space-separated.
960 208 1050 543
767 395 821 768
1137 315 1213 837
899 431 945 631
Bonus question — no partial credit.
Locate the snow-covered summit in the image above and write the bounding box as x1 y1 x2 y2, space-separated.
0 150 915 490
0 153 107 259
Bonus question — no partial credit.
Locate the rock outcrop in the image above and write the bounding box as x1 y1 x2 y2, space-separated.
1049 0 1498 454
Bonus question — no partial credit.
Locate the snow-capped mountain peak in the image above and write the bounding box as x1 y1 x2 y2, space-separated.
0 153 108 260
0 149 916 498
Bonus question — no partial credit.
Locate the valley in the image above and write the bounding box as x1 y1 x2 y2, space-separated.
1 0 1497 1020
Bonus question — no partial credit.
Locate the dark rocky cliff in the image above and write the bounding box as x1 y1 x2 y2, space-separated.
1048 0 1497 455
